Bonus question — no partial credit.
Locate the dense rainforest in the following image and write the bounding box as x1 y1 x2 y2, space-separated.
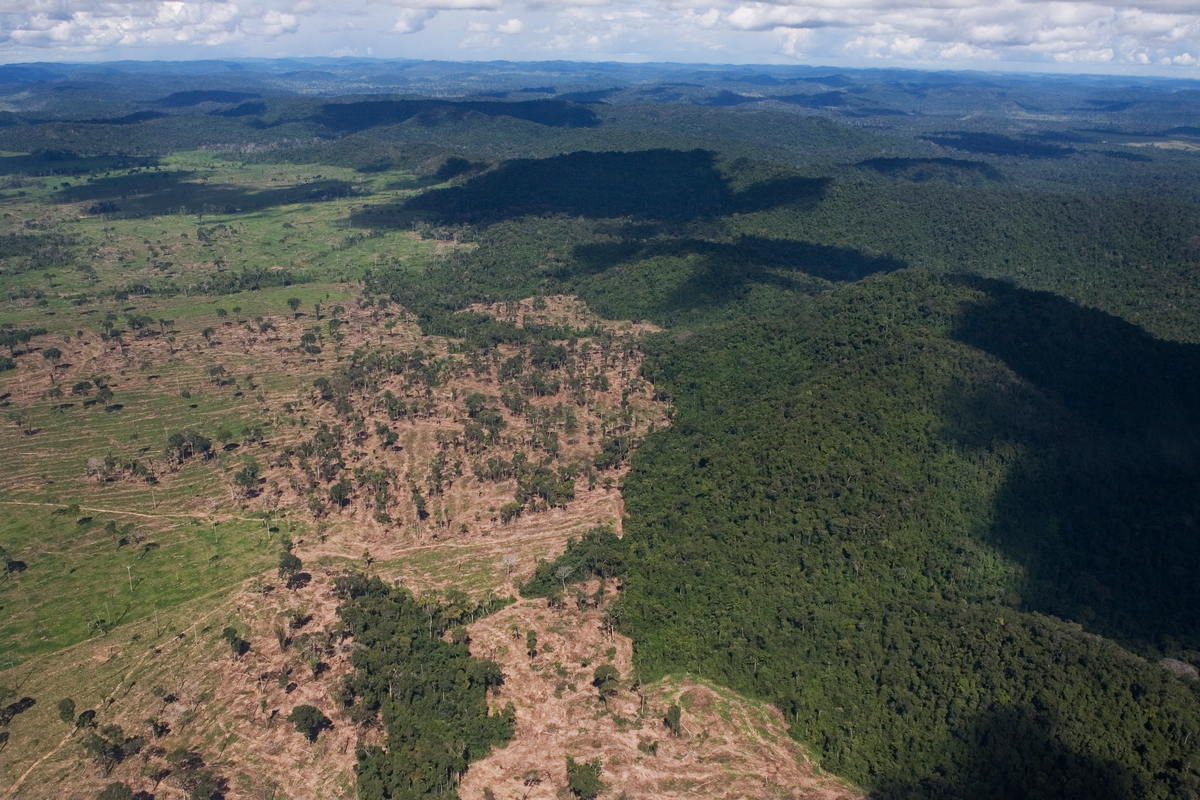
364 144 1200 799
4 62 1200 799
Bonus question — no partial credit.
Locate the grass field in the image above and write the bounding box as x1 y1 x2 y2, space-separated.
0 150 455 667
0 145 688 800
0 504 278 663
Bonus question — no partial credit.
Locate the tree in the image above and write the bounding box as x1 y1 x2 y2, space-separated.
565 757 604 800
201 326 215 344
500 501 522 524
42 346 62 365
592 664 619 704
464 392 488 417
82 723 142 775
7 409 32 436
57 698 76 724
215 308 227 320
222 626 247 655
95 783 132 800
287 705 331 742
329 476 352 508
665 704 682 737
166 430 211 462
411 487 429 521
526 630 538 660
287 297 301 318
278 551 303 582
555 565 574 592
233 458 260 493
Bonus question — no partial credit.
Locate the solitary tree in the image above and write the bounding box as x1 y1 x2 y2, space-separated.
565 757 604 800
555 565 575 592
287 297 301 318
278 551 303 582
233 458 261 494
222 626 247 655
287 705 331 742
665 704 682 737
95 783 133 800
329 476 352 509
592 664 620 705
57 698 76 724
7 409 33 436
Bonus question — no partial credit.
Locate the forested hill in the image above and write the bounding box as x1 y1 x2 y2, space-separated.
618 270 1200 798
364 145 1200 799
5 60 1200 800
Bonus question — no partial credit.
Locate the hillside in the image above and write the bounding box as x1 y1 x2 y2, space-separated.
2 61 1200 800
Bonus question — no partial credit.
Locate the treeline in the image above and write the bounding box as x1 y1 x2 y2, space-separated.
359 151 1200 797
613 270 1200 797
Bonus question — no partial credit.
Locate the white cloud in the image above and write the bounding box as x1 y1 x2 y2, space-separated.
392 7 435 31
0 1 285 49
0 0 1197 72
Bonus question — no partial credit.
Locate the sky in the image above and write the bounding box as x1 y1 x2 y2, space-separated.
1 0 1199 75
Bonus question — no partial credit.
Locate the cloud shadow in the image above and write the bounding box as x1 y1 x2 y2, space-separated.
362 149 828 227
942 276 1200 651
52 170 361 218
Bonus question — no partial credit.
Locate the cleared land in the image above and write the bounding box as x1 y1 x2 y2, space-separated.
1 150 847 800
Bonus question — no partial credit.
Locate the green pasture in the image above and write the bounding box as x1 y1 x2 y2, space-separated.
1 150 438 318
0 503 278 664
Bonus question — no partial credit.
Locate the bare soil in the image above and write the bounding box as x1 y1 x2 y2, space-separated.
459 587 862 800
1 295 857 800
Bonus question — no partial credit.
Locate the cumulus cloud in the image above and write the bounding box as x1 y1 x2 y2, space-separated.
0 0 301 49
392 7 436 32
0 0 1198 70
711 0 1200 65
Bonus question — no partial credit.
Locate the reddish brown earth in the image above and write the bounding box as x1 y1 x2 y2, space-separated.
459 586 862 800
1 295 859 800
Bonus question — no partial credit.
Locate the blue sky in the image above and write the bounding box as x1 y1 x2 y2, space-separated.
2 0 1199 75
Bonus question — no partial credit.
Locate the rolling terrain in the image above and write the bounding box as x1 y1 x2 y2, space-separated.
2 58 1200 800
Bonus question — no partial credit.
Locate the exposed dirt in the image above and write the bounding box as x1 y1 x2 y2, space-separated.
1 565 366 800
1 295 858 800
459 587 862 800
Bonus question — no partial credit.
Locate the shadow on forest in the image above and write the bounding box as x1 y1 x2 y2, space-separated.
877 704 1133 800
51 170 361 218
0 151 157 177
561 236 904 318
360 149 829 226
856 157 1004 182
943 276 1200 651
310 98 598 133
